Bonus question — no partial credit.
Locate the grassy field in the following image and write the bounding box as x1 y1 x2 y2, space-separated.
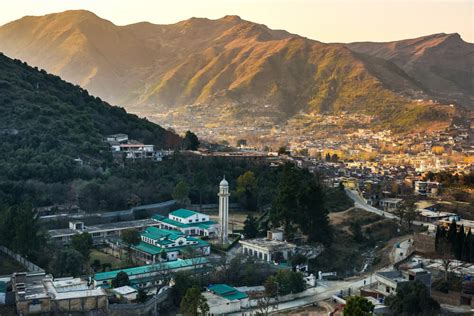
208 210 256 231
89 249 126 271
0 256 26 275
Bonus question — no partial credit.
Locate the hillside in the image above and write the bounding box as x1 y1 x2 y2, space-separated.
347 33 474 108
0 10 460 131
0 52 180 184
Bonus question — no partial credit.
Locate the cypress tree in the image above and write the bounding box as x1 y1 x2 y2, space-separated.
448 220 457 248
463 230 472 262
454 225 465 260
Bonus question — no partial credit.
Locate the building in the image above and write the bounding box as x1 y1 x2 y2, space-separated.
131 227 210 263
48 219 160 245
12 272 108 315
93 257 210 288
438 219 474 234
379 198 403 212
112 286 138 301
204 284 249 315
218 177 230 244
112 143 155 160
239 230 297 263
416 209 460 223
152 209 218 237
106 133 129 144
373 268 431 299
414 181 440 197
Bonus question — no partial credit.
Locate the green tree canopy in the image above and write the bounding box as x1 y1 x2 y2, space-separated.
53 248 84 277
122 229 141 246
71 232 93 261
183 131 200 150
236 171 258 211
243 214 259 238
343 296 374 316
112 271 131 288
173 180 190 205
179 286 209 316
385 281 440 315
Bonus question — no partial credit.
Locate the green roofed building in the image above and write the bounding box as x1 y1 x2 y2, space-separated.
131 227 210 263
152 208 218 237
204 284 250 314
93 257 210 289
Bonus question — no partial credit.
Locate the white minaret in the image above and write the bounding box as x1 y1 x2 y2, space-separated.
218 176 230 244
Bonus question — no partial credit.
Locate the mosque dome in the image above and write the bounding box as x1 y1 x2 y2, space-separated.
220 176 229 187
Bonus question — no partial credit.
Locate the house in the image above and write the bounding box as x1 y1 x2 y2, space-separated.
112 143 155 160
373 268 431 299
48 219 161 245
438 219 474 234
152 209 218 237
416 209 460 223
239 230 297 263
106 134 129 144
204 284 249 315
414 181 440 197
93 257 210 289
379 198 403 212
12 273 108 315
112 286 138 301
131 227 210 263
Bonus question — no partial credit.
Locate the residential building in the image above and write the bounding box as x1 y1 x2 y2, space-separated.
152 209 218 237
239 230 296 263
131 227 210 263
373 268 431 299
106 133 129 144
112 143 155 160
204 284 250 315
416 209 460 223
379 198 403 212
12 272 108 315
48 219 160 245
414 181 440 196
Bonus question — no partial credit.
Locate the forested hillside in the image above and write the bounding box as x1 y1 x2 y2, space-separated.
0 53 180 206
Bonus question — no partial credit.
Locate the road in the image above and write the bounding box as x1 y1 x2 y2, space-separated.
229 276 375 315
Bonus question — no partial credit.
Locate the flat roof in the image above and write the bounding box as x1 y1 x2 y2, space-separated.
49 219 159 238
239 238 296 251
208 284 248 301
170 209 200 219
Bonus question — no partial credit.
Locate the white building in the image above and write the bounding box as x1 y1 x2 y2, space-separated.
204 284 249 315
152 209 218 237
379 198 403 211
239 230 297 263
111 143 155 160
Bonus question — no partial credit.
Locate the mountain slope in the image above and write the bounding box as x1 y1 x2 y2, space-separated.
0 52 180 183
347 33 474 108
0 11 459 131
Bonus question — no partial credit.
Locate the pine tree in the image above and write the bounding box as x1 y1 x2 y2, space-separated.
448 220 457 247
454 225 465 260
463 230 472 262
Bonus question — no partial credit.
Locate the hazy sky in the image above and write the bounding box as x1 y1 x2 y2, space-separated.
1 0 472 43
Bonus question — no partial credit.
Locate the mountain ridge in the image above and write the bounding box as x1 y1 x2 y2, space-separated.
0 10 464 132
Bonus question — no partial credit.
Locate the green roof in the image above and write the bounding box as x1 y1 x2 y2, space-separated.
94 257 210 282
142 227 183 240
170 209 199 219
133 238 210 256
0 281 6 293
153 216 217 230
208 284 248 301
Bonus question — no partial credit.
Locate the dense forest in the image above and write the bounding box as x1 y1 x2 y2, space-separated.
0 53 182 207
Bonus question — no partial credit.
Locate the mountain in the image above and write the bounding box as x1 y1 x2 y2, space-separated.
347 33 474 108
0 52 180 183
0 10 460 131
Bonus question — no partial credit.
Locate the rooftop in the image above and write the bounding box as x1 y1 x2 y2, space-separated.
208 284 248 301
239 238 297 251
153 215 217 230
94 257 210 282
170 209 199 219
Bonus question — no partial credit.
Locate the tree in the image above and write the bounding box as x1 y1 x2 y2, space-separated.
122 228 141 262
256 276 279 316
172 272 198 306
136 288 148 303
179 287 209 316
122 229 141 246
236 171 258 211
71 232 93 261
277 147 287 155
112 271 130 288
236 139 247 147
385 281 440 315
243 214 259 238
53 249 84 277
183 131 200 150
173 180 190 205
439 240 455 281
343 296 374 316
